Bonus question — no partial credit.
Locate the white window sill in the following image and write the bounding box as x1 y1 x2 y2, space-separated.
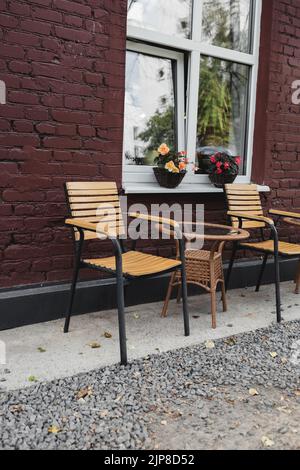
123 183 270 194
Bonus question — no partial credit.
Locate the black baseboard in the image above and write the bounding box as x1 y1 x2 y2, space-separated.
0 258 298 331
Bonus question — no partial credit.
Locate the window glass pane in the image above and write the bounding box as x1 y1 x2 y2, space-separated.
196 56 249 174
124 50 176 167
202 0 253 53
127 0 192 39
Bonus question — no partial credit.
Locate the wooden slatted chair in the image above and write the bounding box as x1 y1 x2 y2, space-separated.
224 184 300 323
64 181 190 365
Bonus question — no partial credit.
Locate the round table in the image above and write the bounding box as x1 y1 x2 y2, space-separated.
162 223 249 329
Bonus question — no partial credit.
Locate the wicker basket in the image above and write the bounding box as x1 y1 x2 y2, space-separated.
209 172 237 188
153 167 186 189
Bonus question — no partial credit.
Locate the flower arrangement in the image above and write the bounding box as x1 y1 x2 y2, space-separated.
154 143 188 174
207 152 241 187
153 143 188 188
207 152 241 176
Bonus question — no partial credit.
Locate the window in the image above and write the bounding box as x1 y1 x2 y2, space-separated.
123 0 262 188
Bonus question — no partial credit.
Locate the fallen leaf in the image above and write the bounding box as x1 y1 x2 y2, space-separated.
225 399 235 405
88 342 101 349
37 347 46 353
103 331 112 339
269 352 278 359
205 340 215 350
133 313 140 320
76 386 93 400
295 390 300 397
161 420 167 426
224 337 237 346
28 376 38 383
99 410 109 418
9 404 24 414
277 406 292 415
281 357 288 364
249 388 259 396
48 425 61 435
261 436 274 448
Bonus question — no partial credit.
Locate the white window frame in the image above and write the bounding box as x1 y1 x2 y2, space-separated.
123 0 262 188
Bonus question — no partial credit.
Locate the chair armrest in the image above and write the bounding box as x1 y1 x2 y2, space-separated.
65 218 117 239
227 211 275 226
269 209 300 220
128 212 182 237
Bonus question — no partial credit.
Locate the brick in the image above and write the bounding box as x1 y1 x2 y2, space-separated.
9 1 31 16
0 13 18 28
36 123 56 135
54 25 92 43
8 60 32 74
9 91 39 105
56 124 77 136
32 7 63 23
43 136 81 149
53 0 91 17
21 19 52 35
6 31 41 46
52 109 90 124
13 120 34 133
0 44 24 59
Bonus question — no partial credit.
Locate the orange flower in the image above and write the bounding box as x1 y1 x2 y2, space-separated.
179 162 186 171
158 143 170 156
165 161 176 172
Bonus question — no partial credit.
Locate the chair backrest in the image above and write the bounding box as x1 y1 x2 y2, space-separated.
224 183 265 229
65 181 125 240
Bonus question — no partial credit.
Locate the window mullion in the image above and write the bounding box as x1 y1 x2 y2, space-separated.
198 44 255 66
185 50 201 182
191 0 203 42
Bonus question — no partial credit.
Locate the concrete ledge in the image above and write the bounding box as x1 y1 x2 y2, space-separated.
0 258 298 331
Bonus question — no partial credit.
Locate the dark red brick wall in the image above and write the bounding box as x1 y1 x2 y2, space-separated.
0 0 300 290
0 0 127 288
252 0 300 245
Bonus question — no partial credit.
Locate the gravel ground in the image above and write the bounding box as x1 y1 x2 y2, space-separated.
0 320 299 450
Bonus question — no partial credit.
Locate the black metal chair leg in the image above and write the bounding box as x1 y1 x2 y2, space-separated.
225 243 237 292
255 254 269 292
274 251 281 323
64 230 84 333
116 259 128 365
272 227 281 323
179 239 190 337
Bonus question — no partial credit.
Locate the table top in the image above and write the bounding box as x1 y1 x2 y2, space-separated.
179 222 249 242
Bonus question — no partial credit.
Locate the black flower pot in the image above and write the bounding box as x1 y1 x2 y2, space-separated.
153 167 186 189
209 172 238 188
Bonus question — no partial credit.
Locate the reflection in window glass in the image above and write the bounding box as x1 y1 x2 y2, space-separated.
127 0 192 39
124 51 176 167
196 56 249 174
202 0 253 53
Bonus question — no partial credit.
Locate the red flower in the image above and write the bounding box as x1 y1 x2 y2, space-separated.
216 168 223 174
216 161 222 168
235 156 241 166
224 162 230 170
210 156 216 163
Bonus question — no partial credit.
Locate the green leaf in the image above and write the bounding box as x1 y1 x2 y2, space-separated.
28 376 38 383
